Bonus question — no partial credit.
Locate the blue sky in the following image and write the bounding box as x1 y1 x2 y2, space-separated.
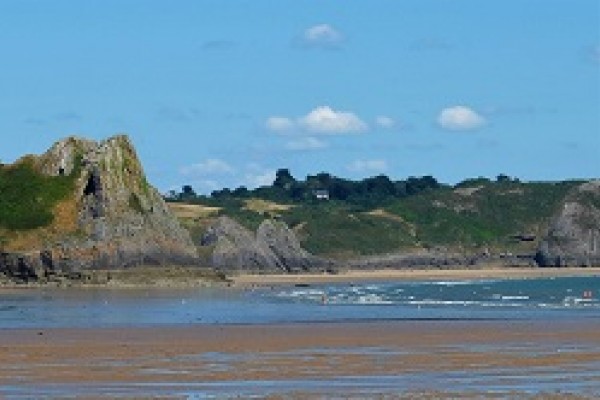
1 0 598 193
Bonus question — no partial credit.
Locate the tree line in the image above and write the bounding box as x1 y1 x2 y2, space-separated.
167 168 446 207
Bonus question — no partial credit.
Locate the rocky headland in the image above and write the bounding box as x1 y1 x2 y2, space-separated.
0 135 199 284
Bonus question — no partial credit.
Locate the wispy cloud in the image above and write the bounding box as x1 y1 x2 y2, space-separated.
437 106 486 131
244 170 276 188
285 137 328 151
23 117 46 126
266 116 294 133
243 163 276 188
375 116 395 129
22 112 83 127
298 24 343 49
178 160 277 192
347 159 388 174
180 158 235 176
156 106 202 123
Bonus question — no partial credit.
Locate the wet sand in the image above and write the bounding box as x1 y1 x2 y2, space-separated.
232 267 600 287
1 320 599 398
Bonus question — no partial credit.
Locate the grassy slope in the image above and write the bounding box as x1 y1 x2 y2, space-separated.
0 158 82 251
385 181 578 252
172 180 582 258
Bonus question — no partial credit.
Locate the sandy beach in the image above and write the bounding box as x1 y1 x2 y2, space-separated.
1 270 599 397
231 266 600 287
0 320 599 398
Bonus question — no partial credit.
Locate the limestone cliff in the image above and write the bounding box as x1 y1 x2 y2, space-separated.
0 135 198 282
535 180 600 267
201 216 332 273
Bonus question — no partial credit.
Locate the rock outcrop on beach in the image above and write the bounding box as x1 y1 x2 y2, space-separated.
0 135 198 283
200 216 332 273
535 180 600 267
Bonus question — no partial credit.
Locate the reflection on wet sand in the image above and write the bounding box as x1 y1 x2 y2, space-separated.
1 320 599 398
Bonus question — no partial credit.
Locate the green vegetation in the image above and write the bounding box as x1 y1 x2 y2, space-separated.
0 159 80 230
280 202 415 256
169 170 585 257
385 181 578 250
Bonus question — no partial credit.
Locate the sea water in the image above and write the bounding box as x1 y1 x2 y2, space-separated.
0 276 598 328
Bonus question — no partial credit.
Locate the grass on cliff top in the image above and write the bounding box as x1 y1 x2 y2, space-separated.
0 159 78 231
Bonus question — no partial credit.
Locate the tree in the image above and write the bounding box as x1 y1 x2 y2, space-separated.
496 174 511 183
232 186 249 197
181 185 196 199
165 190 178 200
273 168 296 190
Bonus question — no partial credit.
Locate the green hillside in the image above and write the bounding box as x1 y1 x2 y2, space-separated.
168 172 583 258
0 158 79 231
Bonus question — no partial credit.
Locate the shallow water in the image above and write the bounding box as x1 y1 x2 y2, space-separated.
0 276 598 328
1 277 600 399
4 363 600 399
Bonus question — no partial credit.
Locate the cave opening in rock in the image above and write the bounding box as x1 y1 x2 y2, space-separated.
83 172 100 196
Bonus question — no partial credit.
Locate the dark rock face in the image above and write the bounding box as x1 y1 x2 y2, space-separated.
201 216 332 273
1 135 198 282
0 251 83 283
535 180 600 267
346 250 536 270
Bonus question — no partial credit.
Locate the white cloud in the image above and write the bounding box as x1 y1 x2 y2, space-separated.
437 106 486 131
285 137 328 151
266 106 368 136
302 24 343 47
193 179 220 192
180 158 235 176
375 116 395 129
265 116 294 133
240 163 276 188
244 170 276 188
347 159 388 173
299 106 368 134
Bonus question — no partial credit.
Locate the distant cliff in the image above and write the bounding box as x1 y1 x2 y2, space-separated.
535 180 600 267
0 135 198 283
200 216 332 273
